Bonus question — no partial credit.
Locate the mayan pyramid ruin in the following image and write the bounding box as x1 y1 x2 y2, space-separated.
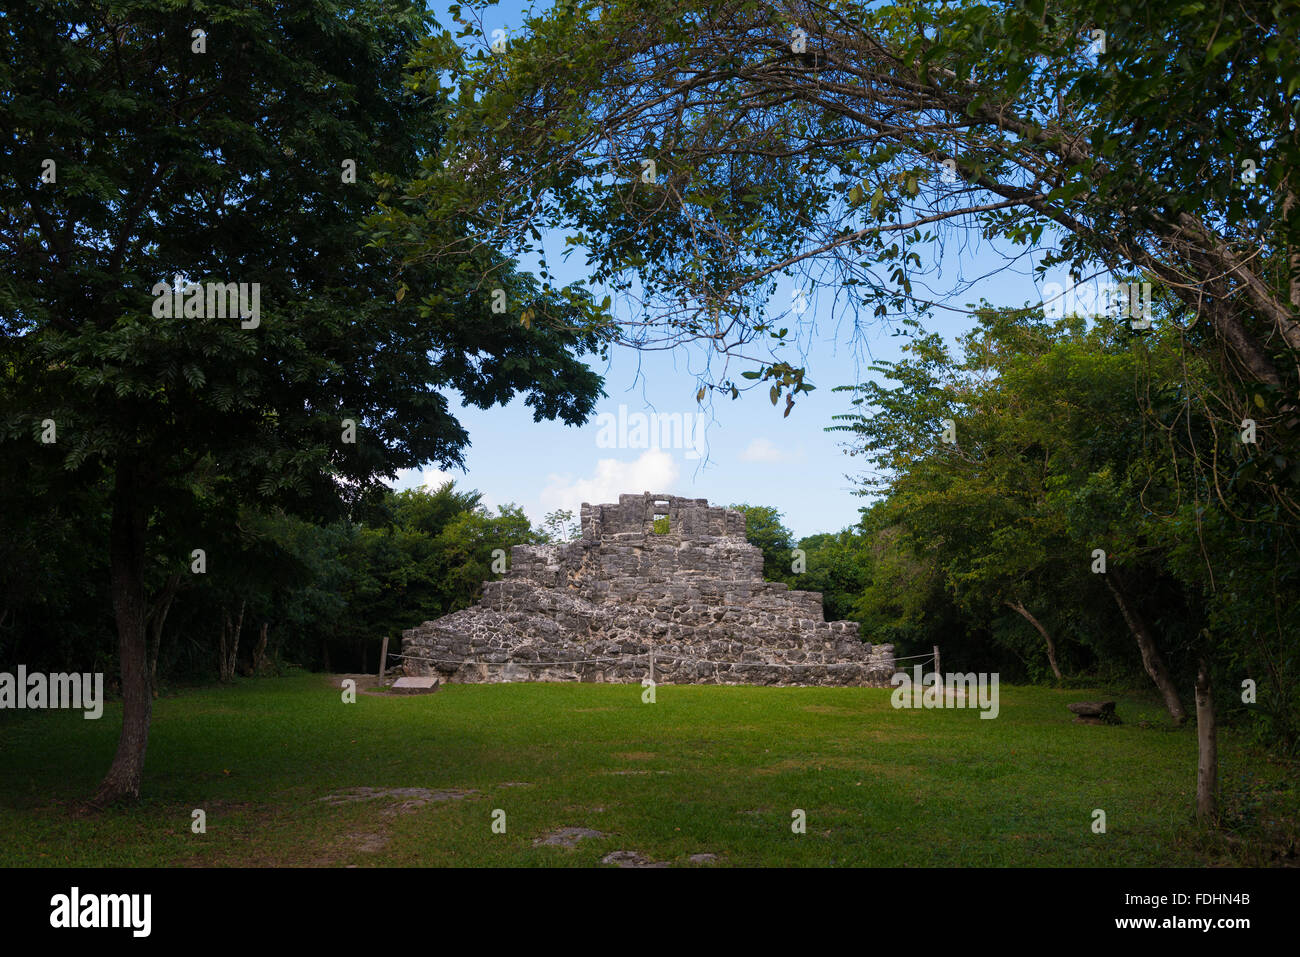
400 493 895 686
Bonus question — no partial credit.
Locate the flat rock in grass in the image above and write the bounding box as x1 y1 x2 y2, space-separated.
534 827 605 848
1067 701 1120 725
602 850 669 868
389 676 440 694
688 853 719 865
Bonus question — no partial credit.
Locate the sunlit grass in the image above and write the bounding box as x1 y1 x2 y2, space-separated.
0 673 1290 866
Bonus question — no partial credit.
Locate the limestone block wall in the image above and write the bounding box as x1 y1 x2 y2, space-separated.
401 493 894 686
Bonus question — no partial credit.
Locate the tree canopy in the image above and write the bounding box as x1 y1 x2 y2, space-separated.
833 304 1300 753
382 0 1299 490
1 0 607 802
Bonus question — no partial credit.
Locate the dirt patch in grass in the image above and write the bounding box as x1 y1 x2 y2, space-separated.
309 787 479 866
349 832 389 854
319 787 477 811
602 850 668 867
534 827 605 847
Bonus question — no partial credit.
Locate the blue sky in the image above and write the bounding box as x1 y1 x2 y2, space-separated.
395 1 1068 538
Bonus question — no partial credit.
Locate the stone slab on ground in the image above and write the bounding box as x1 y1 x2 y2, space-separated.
1067 700 1120 725
390 676 441 693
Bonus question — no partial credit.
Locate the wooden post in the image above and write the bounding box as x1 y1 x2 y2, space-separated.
933 644 940 678
379 635 389 681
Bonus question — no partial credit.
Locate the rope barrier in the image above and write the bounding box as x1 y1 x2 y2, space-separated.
392 652 632 666
655 656 872 669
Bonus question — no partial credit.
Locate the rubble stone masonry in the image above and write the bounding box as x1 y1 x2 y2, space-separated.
401 493 895 686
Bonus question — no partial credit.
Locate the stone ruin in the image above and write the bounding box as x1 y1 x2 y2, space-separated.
401 493 895 686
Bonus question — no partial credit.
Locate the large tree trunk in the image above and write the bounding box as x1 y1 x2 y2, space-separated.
93 463 152 805
1104 571 1187 725
1196 656 1218 824
1005 599 1063 682
252 621 269 675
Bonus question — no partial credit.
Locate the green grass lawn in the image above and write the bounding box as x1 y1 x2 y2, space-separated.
0 673 1293 866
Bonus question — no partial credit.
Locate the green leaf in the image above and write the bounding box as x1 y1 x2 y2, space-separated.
1207 35 1236 59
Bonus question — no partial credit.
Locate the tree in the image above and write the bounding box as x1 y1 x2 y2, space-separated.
430 503 539 610
383 0 1299 500
836 304 1300 817
377 3 1300 796
386 483 486 538
306 483 543 669
1 1 606 803
540 508 580 542
836 308 1194 707
793 528 871 623
730 503 796 582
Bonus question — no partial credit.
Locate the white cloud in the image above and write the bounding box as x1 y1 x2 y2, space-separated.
390 467 499 511
393 466 459 492
538 449 681 517
740 438 802 464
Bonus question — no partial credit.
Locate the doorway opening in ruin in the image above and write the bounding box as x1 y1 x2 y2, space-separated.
652 500 670 535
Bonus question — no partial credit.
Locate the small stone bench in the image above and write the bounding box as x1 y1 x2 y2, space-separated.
1067 701 1120 725
389 676 441 695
